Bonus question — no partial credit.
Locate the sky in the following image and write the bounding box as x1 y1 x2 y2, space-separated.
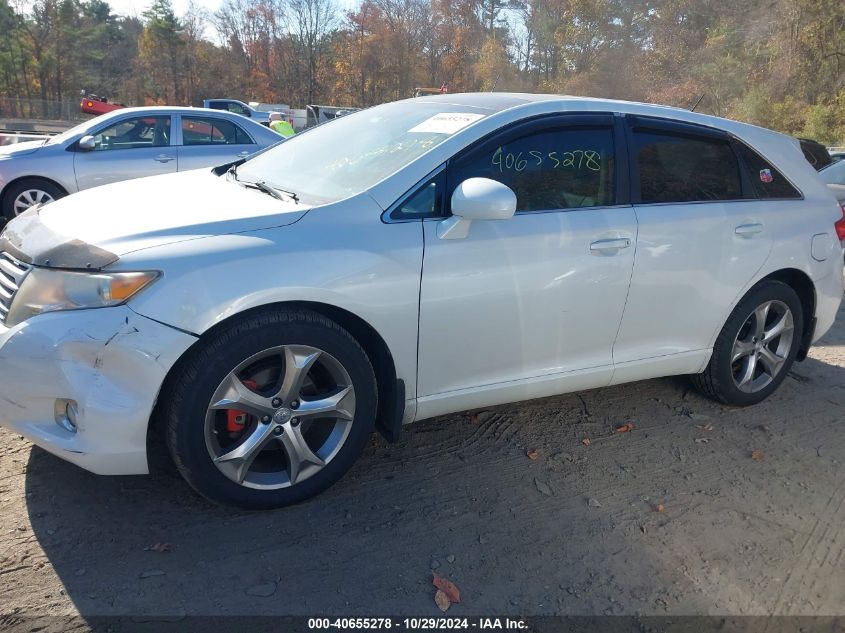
105 0 358 18
106 0 217 17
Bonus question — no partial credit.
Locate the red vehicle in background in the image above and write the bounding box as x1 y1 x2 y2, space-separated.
79 91 126 116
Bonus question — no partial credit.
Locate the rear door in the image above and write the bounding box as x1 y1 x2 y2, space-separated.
611 116 773 378
73 114 176 190
176 114 258 171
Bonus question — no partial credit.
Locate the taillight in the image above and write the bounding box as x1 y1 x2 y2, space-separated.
836 204 845 242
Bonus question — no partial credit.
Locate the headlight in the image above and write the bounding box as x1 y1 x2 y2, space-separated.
6 268 159 327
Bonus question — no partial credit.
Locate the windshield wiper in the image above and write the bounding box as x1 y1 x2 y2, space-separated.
214 160 245 177
226 164 299 203
250 180 286 201
239 178 299 203
270 185 299 203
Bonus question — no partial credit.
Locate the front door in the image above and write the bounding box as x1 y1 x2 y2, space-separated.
73 115 176 190
415 114 637 417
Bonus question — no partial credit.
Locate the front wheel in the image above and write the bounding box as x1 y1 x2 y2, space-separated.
164 309 377 509
2 178 65 220
692 280 803 406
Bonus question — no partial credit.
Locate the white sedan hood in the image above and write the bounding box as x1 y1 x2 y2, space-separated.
1 169 310 268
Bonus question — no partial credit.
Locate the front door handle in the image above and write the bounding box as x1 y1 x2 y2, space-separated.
237 151 251 157
590 238 631 253
735 223 763 237
154 154 175 163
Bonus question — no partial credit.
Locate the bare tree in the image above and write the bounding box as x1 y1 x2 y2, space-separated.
289 0 337 104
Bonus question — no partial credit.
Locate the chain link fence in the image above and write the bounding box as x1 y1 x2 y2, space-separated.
0 97 86 123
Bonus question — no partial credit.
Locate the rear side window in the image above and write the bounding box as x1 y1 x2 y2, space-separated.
182 117 253 146
633 131 741 203
450 126 616 212
735 142 802 199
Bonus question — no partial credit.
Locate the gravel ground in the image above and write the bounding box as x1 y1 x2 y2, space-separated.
1 301 844 628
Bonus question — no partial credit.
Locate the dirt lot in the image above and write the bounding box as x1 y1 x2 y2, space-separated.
1 301 844 627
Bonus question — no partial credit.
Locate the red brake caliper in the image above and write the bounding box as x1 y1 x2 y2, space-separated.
227 379 259 434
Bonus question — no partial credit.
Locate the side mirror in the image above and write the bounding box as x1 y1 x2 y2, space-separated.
78 135 95 151
438 177 517 239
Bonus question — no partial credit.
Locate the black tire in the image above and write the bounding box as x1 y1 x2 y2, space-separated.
1 178 66 221
691 280 803 406
163 308 377 509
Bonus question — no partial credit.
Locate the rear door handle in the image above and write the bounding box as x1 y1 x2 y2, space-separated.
237 151 251 157
590 238 631 252
735 223 763 237
154 154 175 163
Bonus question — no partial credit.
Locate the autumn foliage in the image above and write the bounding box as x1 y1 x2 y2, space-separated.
1 0 844 143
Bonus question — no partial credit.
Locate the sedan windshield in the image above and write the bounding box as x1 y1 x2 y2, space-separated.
46 118 102 145
236 101 490 204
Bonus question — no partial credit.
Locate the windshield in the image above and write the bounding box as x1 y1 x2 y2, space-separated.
820 159 845 186
236 101 490 204
46 118 102 145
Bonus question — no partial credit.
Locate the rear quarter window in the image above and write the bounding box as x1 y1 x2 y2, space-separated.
735 142 802 199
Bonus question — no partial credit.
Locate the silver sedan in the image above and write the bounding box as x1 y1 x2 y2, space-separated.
0 106 281 219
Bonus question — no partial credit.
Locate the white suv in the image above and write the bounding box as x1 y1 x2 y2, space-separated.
0 94 842 509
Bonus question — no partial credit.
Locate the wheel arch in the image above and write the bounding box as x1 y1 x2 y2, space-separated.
755 268 816 361
0 175 70 212
147 300 403 473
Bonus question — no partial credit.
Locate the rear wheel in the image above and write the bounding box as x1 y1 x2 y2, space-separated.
692 280 803 406
164 309 377 509
2 178 65 220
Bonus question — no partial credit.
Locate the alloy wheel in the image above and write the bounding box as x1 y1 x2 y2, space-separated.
204 344 356 490
13 189 55 215
730 300 795 393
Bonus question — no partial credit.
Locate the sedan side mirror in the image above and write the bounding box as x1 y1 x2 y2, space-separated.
78 135 96 151
438 177 517 240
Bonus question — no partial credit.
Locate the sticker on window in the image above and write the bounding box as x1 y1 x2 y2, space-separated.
409 113 485 135
759 168 774 183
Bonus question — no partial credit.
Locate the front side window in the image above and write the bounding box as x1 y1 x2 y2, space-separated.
634 131 742 203
182 117 253 146
91 116 170 151
450 126 616 212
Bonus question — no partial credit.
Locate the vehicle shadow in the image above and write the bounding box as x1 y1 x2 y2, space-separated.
22 345 845 623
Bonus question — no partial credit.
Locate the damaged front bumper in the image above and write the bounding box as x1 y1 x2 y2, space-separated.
0 306 197 475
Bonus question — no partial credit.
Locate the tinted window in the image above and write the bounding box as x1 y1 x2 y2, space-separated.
390 172 444 220
634 131 741 203
736 142 802 199
182 117 253 146
799 139 833 170
92 116 170 151
450 126 615 212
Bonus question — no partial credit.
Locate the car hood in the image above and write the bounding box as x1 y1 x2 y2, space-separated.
0 139 47 157
0 169 310 269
